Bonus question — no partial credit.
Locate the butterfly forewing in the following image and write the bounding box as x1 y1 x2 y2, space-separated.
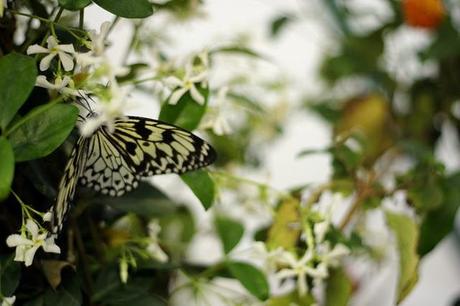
108 117 216 176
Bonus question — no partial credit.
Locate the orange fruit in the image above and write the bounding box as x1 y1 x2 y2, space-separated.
402 0 445 29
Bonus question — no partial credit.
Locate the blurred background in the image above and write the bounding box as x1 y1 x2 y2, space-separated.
79 0 460 305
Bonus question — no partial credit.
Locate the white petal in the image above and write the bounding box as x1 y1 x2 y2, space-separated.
58 51 74 71
58 43 75 54
24 245 40 266
190 84 205 105
6 234 32 247
25 220 39 238
189 70 207 83
297 273 308 296
42 212 52 222
46 36 58 48
26 44 50 55
39 53 56 71
147 243 168 262
43 238 61 254
35 75 55 89
168 87 188 105
275 268 297 280
2 296 16 306
164 76 183 88
13 245 27 262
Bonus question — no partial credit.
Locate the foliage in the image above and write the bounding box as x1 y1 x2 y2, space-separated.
0 0 459 305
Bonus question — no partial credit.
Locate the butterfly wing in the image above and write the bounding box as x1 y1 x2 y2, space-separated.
79 130 140 197
104 116 216 176
50 136 88 233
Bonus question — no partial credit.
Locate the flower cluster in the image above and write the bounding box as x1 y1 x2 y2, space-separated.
6 219 60 267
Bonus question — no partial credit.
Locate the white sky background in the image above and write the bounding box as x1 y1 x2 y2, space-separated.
83 0 460 305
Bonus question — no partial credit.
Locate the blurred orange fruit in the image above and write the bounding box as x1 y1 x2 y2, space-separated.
402 0 445 29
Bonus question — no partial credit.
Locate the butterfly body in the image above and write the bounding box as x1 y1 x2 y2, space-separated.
51 116 216 233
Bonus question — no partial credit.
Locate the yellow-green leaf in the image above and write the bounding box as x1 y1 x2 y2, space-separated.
385 211 419 303
267 198 301 250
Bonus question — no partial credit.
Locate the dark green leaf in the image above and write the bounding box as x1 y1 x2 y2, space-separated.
159 86 209 130
92 0 153 18
0 254 21 296
215 216 244 254
226 261 269 300
421 19 460 60
43 273 81 306
325 268 352 306
8 104 78 162
58 0 91 10
102 182 177 217
418 172 460 255
0 138 14 201
386 212 419 303
181 170 215 210
0 53 37 130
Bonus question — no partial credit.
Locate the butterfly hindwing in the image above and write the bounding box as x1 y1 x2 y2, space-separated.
51 136 88 233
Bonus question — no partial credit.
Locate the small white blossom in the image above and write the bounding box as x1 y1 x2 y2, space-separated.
35 75 77 96
42 211 52 222
146 220 168 262
165 62 208 105
317 242 350 268
201 86 232 135
27 36 75 71
6 219 60 267
1 296 15 306
88 21 111 55
275 250 327 296
78 84 130 137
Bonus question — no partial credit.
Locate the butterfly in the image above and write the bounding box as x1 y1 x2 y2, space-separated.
50 112 216 234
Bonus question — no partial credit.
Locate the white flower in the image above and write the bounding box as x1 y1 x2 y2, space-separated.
317 242 350 268
35 75 77 96
313 220 329 244
275 250 327 296
6 219 60 267
119 258 129 284
165 62 208 105
78 84 130 137
146 220 168 262
1 296 15 306
88 21 111 56
27 36 75 71
201 86 232 135
250 242 287 272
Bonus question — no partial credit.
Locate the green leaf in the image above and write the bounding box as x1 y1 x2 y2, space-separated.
325 268 352 306
210 46 265 60
8 104 78 162
43 273 81 306
58 0 91 10
226 261 269 301
418 172 460 255
215 216 244 254
0 53 37 130
160 207 195 259
181 170 215 210
159 86 209 130
102 182 177 217
0 254 21 296
0 138 14 201
267 291 314 306
92 0 153 18
385 212 419 303
267 198 301 250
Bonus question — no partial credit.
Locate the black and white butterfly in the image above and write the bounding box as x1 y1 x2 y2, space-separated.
50 101 216 233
